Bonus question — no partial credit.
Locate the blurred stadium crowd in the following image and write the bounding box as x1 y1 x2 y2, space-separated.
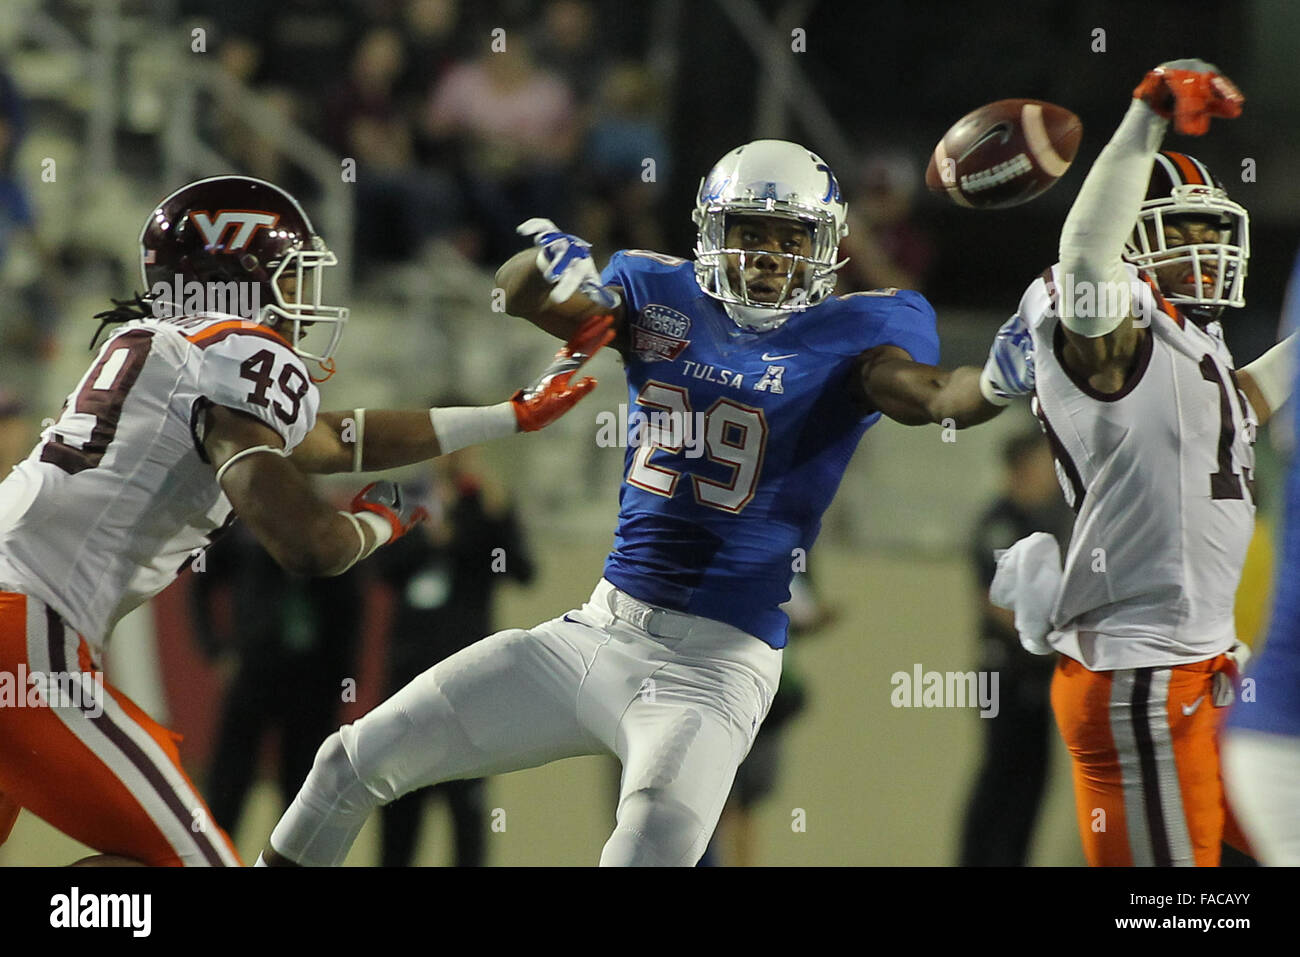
0 0 976 544
3 1 1293 419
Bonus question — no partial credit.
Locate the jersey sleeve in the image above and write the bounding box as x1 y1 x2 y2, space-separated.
600 249 643 313
1009 268 1059 380
601 248 693 316
979 310 1037 402
874 289 940 365
829 288 940 364
194 330 319 453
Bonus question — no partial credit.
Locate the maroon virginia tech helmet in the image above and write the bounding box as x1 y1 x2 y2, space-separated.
140 175 348 362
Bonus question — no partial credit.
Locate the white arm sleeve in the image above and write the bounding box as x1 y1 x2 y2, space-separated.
1058 100 1169 337
1242 333 1299 414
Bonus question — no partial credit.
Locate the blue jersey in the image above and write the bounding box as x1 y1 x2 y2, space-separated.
599 249 939 648
1227 347 1300 736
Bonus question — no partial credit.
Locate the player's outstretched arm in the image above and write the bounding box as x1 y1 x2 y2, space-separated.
204 407 424 576
856 346 1003 429
1237 332 1298 427
497 218 628 345
1058 59 1242 389
288 315 616 473
855 313 1035 428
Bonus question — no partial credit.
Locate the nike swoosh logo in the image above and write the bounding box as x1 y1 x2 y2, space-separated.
760 352 797 361
957 122 1012 163
1181 696 1205 716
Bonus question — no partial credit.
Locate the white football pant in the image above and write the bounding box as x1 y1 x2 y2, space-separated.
1222 728 1300 865
269 579 781 866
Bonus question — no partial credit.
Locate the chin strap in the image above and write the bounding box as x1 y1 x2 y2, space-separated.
1180 302 1226 327
310 357 337 383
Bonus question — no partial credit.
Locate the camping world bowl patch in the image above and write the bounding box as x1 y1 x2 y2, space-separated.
630 304 692 362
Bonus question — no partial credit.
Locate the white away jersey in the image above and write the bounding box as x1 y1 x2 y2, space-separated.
0 314 319 645
1022 263 1256 670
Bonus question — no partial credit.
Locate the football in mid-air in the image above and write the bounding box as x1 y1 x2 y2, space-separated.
925 99 1083 209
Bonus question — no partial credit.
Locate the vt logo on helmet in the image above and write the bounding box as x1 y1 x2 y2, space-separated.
187 211 280 252
692 140 850 332
140 175 349 364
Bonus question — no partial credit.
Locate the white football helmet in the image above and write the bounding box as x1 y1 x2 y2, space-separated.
1124 151 1248 322
693 140 849 331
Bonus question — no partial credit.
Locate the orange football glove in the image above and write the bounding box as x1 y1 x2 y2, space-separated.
350 481 429 542
510 314 616 432
1133 58 1243 136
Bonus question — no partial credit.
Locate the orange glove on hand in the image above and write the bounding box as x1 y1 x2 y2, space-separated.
350 481 429 542
1133 58 1243 135
510 314 616 432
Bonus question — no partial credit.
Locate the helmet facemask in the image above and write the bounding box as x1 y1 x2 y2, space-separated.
1124 184 1249 321
262 237 349 365
694 203 844 330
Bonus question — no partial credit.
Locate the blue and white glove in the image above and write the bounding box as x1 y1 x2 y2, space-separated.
517 218 621 311
978 314 1036 405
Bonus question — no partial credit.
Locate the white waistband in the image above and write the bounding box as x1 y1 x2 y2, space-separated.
593 579 696 640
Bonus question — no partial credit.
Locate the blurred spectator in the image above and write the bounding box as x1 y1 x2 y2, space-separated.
0 66 56 385
375 445 536 866
840 153 935 293
325 26 461 266
211 86 303 192
0 392 29 477
957 431 1072 866
397 0 466 109
190 519 366 836
532 0 608 107
251 0 368 131
192 18 307 194
575 62 670 255
185 0 366 137
426 32 579 263
0 68 30 248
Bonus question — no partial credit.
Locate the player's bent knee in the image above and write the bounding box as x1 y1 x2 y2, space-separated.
318 674 473 808
600 789 710 867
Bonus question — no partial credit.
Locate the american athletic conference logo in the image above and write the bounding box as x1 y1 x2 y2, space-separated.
630 305 692 362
